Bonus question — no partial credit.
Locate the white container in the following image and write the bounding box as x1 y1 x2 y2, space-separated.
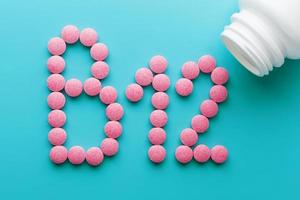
221 0 300 77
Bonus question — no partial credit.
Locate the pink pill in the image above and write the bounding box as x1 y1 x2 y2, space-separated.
99 86 117 104
150 110 168 128
211 145 228 164
48 128 67 146
47 56 65 74
83 78 102 96
61 25 80 44
175 145 193 164
210 85 228 103
47 74 65 92
198 55 216 73
48 37 66 56
68 146 85 165
47 92 66 110
125 83 144 102
104 121 122 139
100 138 119 156
148 127 166 145
50 146 68 164
65 79 83 97
135 67 153 86
152 74 170 92
48 110 66 128
86 147 104 166
79 28 98 47
148 145 166 163
106 103 124 121
175 78 193 96
191 114 209 133
211 67 229 85
90 43 109 61
151 92 169 110
180 128 198 147
91 61 109 79
149 55 168 73
181 61 200 80
200 99 218 118
193 144 210 163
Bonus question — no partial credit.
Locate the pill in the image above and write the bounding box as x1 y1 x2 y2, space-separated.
149 55 168 73
210 145 228 164
175 78 193 96
191 115 209 133
48 128 67 146
211 67 229 85
100 138 119 156
193 144 210 163
65 78 83 97
47 74 65 92
61 25 80 44
150 110 168 128
86 147 104 166
48 110 66 128
83 77 102 96
80 28 98 47
106 103 124 121
151 92 169 110
148 145 166 163
68 146 85 165
135 67 153 86
47 56 65 74
49 146 68 164
90 43 109 61
200 99 218 118
181 61 200 80
47 92 66 110
148 127 166 145
175 145 193 164
198 55 216 73
152 74 170 92
91 61 109 79
210 85 228 103
99 86 117 104
104 121 122 139
48 37 66 55
180 128 198 147
125 83 144 102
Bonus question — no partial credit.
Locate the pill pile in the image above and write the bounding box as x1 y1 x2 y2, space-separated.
47 25 124 166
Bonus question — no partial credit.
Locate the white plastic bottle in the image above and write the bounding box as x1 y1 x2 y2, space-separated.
221 0 300 77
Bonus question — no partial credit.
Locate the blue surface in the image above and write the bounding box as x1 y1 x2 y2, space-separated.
1 0 300 199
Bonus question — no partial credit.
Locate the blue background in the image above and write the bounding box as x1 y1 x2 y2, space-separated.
1 0 300 199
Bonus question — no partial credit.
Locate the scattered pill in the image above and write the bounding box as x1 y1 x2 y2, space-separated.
211 67 229 85
148 127 166 145
175 78 193 96
150 110 168 128
48 128 67 146
104 121 122 139
200 99 218 118
191 114 209 133
211 145 228 164
86 147 104 166
152 74 170 92
91 61 109 79
151 92 169 110
61 25 80 44
210 85 228 103
148 145 166 163
65 78 83 97
193 144 210 163
149 55 168 73
125 83 144 102
47 56 65 74
48 37 66 56
68 146 86 165
47 92 66 110
83 77 102 96
47 74 65 92
181 61 200 80
80 28 98 47
180 128 198 147
48 110 66 128
175 145 193 164
135 67 154 86
99 86 117 104
50 146 68 164
90 43 109 61
100 138 119 156
106 103 124 121
198 55 216 73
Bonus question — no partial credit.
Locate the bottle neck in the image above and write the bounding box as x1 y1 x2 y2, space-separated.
221 10 285 77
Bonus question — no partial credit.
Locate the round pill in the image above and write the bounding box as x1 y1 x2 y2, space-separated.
83 78 101 96
198 55 216 73
86 147 104 166
47 74 65 92
175 78 193 96
125 83 144 102
48 128 67 146
152 74 170 92
80 28 98 47
91 61 109 79
50 146 68 164
149 55 168 73
47 56 65 74
211 145 228 164
48 110 66 128
61 25 80 44
68 146 85 165
181 61 200 80
135 67 153 86
191 115 209 133
100 138 119 156
99 86 117 104
106 103 124 121
210 85 228 103
47 92 66 110
104 121 122 139
90 43 109 61
48 37 66 55
193 144 210 163
200 99 218 118
180 128 198 147
148 145 166 163
151 92 169 110
150 110 168 128
175 145 193 164
65 79 83 97
211 67 229 85
148 127 166 145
